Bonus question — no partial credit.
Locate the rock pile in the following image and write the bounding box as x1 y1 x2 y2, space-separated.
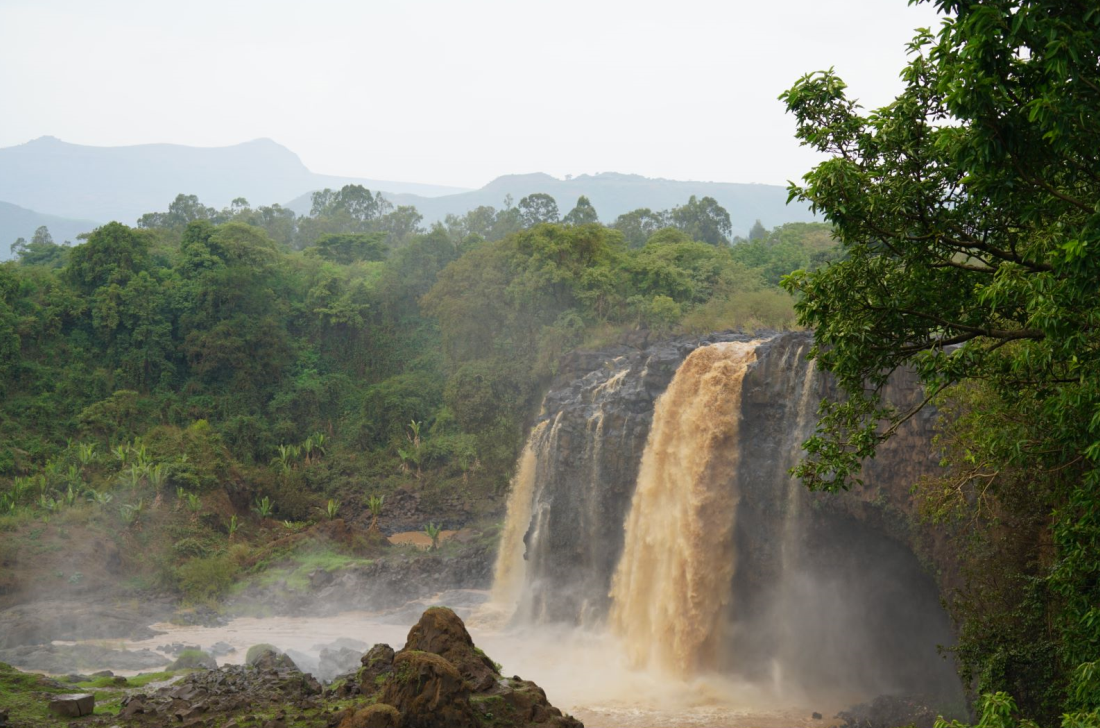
119 656 322 725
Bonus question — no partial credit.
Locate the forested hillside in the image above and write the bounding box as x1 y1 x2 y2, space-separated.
0 186 830 602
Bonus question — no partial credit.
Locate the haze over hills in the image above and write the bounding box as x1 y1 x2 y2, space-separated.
370 172 816 236
0 136 816 255
0 201 98 256
0 136 467 227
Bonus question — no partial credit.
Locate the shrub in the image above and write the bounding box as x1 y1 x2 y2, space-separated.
175 553 240 602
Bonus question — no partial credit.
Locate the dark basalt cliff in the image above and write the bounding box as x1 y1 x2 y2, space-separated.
512 330 963 703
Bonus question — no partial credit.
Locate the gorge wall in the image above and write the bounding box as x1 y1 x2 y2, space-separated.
493 331 963 705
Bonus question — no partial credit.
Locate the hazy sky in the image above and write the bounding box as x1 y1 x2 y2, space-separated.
0 0 940 189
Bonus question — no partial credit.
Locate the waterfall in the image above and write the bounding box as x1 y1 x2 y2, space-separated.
608 341 759 676
780 349 816 572
490 418 552 610
483 332 964 705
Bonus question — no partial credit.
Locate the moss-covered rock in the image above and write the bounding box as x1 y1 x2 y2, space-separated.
402 606 499 691
337 702 402 728
382 651 474 728
166 648 216 671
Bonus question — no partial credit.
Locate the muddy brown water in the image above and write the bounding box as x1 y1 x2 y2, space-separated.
55 591 853 728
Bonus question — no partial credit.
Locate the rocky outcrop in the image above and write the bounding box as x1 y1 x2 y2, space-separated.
119 655 323 725
402 607 499 692
340 607 581 728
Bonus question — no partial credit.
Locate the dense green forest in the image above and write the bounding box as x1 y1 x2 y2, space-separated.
0 187 829 599
781 0 1099 726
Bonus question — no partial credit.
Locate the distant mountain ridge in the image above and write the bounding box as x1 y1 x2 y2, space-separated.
1 136 816 247
0 201 98 260
0 136 467 226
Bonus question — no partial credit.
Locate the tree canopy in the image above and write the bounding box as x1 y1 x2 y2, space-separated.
781 0 1100 721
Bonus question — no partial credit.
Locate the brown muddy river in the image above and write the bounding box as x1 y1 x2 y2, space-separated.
85 589 852 728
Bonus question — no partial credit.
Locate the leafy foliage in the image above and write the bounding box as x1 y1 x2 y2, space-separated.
781 0 1100 720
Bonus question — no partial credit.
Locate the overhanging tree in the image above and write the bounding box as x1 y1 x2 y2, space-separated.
780 0 1099 720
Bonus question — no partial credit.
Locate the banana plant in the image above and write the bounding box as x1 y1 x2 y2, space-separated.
184 492 202 513
88 490 114 506
38 494 59 513
148 464 168 491
76 442 98 467
271 444 300 474
119 499 144 526
423 522 442 552
252 496 275 519
367 495 384 530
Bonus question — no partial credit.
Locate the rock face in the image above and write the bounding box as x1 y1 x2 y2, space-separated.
504 330 964 704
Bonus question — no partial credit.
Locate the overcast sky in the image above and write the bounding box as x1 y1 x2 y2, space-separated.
0 0 941 190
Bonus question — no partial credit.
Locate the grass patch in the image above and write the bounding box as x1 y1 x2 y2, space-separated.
233 544 373 595
0 661 91 727
75 669 179 690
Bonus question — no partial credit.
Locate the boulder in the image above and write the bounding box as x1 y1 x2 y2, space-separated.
246 644 299 672
401 606 499 691
167 649 217 671
48 693 94 717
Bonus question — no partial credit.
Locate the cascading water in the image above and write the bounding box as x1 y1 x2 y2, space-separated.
608 341 758 676
489 331 964 708
489 418 554 611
